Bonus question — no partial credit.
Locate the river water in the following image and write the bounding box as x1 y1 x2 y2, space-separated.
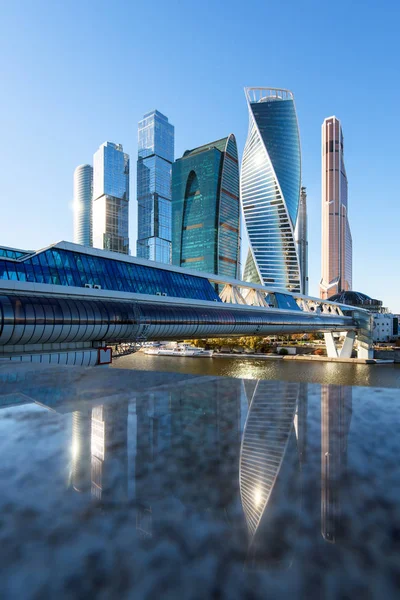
1 361 400 597
114 352 400 388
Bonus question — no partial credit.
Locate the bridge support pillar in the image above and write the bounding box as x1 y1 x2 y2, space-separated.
356 342 374 360
339 331 356 358
324 333 339 358
324 331 356 359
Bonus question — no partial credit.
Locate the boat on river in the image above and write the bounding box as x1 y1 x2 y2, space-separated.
144 343 213 357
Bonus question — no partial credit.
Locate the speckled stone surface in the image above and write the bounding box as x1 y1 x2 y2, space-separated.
0 363 399 599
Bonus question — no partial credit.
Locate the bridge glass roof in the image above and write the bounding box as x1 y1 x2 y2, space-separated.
0 246 221 302
0 247 32 260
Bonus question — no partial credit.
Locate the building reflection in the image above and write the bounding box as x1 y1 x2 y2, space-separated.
134 377 242 537
321 384 352 543
71 410 92 493
294 383 308 465
240 381 301 568
65 376 353 559
91 403 129 503
240 381 300 538
68 378 243 540
70 400 129 505
240 379 353 566
134 388 170 538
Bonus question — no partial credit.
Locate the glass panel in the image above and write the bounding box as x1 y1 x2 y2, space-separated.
7 264 18 280
45 250 56 268
52 250 63 269
38 252 48 268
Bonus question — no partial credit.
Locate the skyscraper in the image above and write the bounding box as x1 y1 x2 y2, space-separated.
296 186 308 295
320 117 352 299
73 164 93 247
137 110 174 263
92 142 130 255
241 87 302 292
171 135 240 280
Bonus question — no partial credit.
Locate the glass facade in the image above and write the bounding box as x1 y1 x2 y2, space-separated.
0 245 220 302
241 88 301 292
296 186 308 295
93 142 130 255
73 164 93 247
137 111 174 263
320 117 352 299
243 249 261 285
0 247 32 260
172 135 240 282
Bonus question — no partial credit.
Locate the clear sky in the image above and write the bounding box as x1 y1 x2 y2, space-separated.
1 0 399 310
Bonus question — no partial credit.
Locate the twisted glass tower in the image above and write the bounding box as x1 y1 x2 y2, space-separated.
241 88 301 292
73 164 93 247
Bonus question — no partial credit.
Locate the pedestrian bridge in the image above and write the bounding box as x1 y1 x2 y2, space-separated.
0 241 372 365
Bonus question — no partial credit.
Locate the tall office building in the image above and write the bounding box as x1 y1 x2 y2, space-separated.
137 110 174 263
241 87 301 292
73 164 93 246
93 142 130 255
171 135 240 280
296 186 308 295
320 117 352 299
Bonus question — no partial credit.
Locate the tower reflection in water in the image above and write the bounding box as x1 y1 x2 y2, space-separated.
239 379 352 562
321 384 352 543
240 381 301 568
134 378 242 537
69 376 352 560
70 401 129 504
69 378 243 534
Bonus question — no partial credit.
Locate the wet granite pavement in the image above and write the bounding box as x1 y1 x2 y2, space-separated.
0 363 399 599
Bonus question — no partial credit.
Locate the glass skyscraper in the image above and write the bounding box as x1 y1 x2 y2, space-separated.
93 142 130 255
320 116 352 299
296 186 308 295
73 164 93 247
241 88 301 292
137 110 174 264
171 135 240 281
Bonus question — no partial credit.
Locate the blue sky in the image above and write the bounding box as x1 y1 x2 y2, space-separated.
1 0 399 310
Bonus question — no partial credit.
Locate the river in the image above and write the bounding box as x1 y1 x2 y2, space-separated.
1 356 400 596
113 352 400 388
